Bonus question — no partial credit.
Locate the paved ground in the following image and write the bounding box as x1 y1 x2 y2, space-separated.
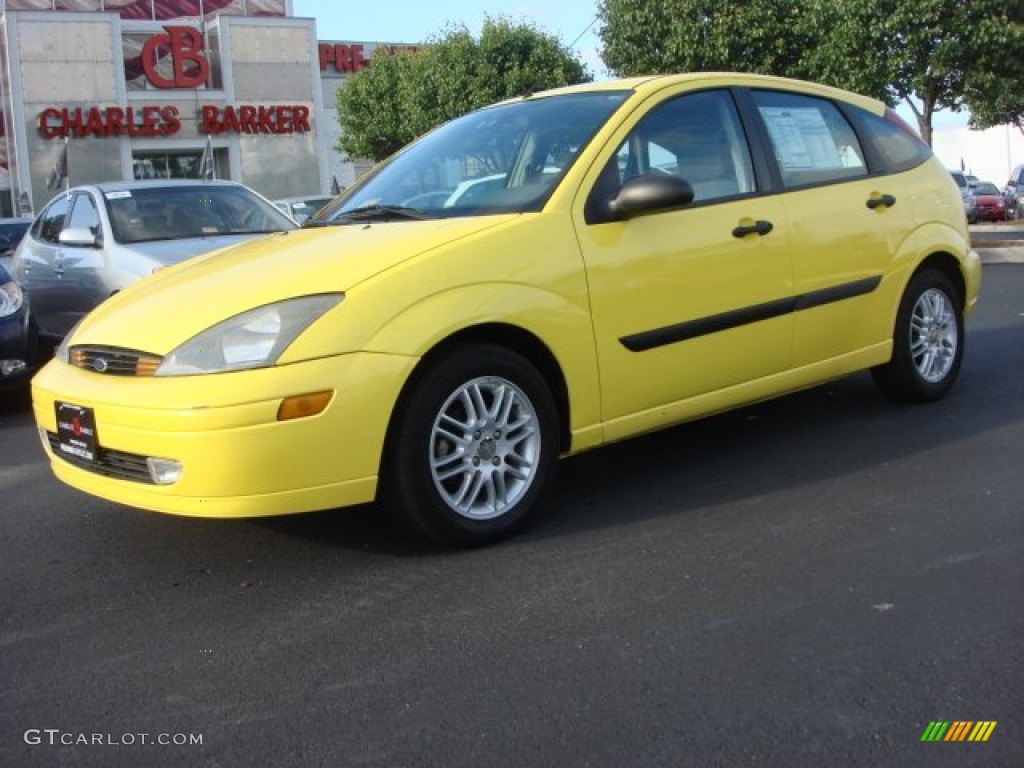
1 265 1021 768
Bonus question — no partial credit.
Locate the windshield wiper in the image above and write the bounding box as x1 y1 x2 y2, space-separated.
334 204 433 223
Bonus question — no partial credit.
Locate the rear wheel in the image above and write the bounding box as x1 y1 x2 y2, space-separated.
383 344 559 546
872 269 963 403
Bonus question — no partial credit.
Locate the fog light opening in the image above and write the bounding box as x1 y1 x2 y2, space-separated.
277 390 333 421
1 359 27 377
146 457 183 485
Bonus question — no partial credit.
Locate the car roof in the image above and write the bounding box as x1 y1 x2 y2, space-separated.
88 179 245 193
513 72 885 115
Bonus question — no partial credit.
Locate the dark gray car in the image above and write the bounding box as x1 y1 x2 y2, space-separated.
11 180 296 339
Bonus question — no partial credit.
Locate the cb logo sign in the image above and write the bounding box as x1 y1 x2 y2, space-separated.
142 26 209 89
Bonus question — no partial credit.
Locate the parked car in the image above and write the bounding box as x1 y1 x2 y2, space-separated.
949 170 977 223
1004 163 1024 219
32 73 980 547
0 217 32 271
273 195 333 224
968 181 1009 221
11 180 296 340
0 264 37 391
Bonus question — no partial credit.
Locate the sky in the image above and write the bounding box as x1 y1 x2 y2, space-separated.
290 0 607 76
290 1 1016 180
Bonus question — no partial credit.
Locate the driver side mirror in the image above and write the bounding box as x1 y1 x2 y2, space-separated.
58 227 100 248
608 173 695 220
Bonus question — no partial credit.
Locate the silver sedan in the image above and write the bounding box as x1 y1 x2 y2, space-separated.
12 180 296 339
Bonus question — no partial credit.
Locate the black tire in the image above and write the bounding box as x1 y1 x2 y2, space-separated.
872 269 964 403
383 344 559 547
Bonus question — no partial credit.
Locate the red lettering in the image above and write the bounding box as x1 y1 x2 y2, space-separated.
335 44 351 72
239 105 257 134
201 105 220 134
221 105 240 133
160 105 180 136
351 44 366 71
85 107 108 138
258 106 275 133
70 108 86 138
292 106 310 132
38 108 61 139
141 105 160 136
276 106 292 133
106 107 125 136
318 43 334 72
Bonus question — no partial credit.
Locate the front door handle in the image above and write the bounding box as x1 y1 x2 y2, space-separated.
732 219 774 238
866 194 896 209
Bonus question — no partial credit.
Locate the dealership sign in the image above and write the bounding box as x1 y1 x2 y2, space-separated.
38 105 311 139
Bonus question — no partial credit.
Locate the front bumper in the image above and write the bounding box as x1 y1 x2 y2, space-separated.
31 351 417 517
0 305 35 391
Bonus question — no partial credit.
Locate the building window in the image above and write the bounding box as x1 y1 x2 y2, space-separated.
132 149 220 180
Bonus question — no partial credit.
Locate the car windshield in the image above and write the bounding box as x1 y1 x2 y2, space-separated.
973 182 1000 196
104 185 296 244
316 90 631 224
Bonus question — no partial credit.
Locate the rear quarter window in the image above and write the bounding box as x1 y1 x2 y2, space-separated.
846 106 932 174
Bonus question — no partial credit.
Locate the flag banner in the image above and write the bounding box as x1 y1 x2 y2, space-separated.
47 139 68 190
199 134 215 180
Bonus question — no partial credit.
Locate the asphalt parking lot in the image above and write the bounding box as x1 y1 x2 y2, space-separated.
0 264 1021 768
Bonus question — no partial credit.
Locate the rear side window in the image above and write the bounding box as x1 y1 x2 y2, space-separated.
752 90 867 189
847 106 932 173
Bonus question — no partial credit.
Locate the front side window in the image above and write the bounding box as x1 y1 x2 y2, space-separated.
585 89 755 223
320 91 631 222
34 196 73 244
753 90 867 188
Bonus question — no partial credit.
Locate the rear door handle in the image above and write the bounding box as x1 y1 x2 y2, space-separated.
732 220 774 238
866 194 896 209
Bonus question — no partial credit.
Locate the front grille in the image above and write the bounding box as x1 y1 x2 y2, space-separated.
46 431 154 484
69 346 162 376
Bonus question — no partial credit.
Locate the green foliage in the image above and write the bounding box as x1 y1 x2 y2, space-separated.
597 0 820 79
964 8 1024 133
336 17 591 162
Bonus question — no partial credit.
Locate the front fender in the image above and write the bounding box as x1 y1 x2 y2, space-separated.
362 282 603 450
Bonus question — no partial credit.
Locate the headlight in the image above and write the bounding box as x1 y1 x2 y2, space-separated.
156 294 343 376
0 278 24 318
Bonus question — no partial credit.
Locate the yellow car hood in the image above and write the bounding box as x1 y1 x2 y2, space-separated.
72 216 512 353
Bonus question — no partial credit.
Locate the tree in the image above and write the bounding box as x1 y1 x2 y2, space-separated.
337 17 591 162
597 0 821 79
803 0 1017 146
963 9 1024 134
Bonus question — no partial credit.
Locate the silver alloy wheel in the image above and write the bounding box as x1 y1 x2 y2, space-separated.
910 287 957 383
429 375 541 520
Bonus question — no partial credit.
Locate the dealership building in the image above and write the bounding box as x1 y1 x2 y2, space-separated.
0 0 407 216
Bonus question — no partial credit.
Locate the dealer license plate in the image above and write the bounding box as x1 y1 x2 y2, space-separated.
55 402 98 463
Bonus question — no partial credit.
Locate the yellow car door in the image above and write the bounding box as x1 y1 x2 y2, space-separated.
574 88 795 441
750 89 908 369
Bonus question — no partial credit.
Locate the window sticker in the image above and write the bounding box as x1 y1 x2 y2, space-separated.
760 107 844 170
105 190 133 199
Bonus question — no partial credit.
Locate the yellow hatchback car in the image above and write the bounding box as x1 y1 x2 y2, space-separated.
32 73 980 546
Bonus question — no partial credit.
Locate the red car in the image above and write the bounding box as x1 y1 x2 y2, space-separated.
969 181 1009 222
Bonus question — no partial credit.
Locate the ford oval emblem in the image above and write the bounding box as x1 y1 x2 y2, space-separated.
91 357 109 373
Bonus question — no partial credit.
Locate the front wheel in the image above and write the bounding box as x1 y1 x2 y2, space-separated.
872 269 964 403
383 344 559 547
